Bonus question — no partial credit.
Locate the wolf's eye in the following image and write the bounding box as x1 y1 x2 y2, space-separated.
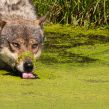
12 43 20 49
32 44 38 49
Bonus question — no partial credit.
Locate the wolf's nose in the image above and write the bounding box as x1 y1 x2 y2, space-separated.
23 61 33 72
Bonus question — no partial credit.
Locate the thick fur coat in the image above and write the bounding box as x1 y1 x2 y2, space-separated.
0 0 46 78
0 0 37 20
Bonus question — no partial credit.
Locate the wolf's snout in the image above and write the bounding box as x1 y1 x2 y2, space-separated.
23 60 33 73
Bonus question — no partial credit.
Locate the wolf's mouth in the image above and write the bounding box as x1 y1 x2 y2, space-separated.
22 72 37 79
16 59 37 79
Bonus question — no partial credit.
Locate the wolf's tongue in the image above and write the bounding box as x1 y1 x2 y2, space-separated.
22 72 36 79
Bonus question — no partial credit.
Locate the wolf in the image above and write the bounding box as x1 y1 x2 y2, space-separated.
0 0 47 79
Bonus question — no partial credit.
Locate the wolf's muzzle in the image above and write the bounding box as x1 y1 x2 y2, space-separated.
23 60 33 73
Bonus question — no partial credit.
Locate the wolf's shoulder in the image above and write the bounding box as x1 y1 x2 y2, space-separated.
0 0 37 20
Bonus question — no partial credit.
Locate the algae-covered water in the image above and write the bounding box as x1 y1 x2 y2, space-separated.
0 24 109 109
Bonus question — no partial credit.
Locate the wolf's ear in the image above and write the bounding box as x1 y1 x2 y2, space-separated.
0 20 6 31
35 12 49 26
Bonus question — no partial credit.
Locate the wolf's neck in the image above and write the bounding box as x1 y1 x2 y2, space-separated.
0 0 37 20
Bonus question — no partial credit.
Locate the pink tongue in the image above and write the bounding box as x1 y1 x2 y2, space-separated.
22 73 36 79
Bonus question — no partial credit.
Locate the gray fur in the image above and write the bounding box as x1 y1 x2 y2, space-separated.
0 0 44 73
0 0 37 20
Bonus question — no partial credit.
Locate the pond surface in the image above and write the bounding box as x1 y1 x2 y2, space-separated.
40 32 109 64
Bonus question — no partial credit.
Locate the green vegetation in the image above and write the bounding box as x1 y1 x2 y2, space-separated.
0 25 109 109
33 0 109 26
18 51 35 61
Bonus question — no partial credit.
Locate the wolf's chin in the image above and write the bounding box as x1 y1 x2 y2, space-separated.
16 61 24 73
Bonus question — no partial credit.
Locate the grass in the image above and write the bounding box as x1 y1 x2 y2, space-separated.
0 24 109 109
33 0 109 25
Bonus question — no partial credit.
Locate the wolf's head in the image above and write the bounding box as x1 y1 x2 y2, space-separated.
0 16 47 78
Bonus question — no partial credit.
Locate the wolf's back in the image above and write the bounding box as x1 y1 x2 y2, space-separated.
0 0 37 20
